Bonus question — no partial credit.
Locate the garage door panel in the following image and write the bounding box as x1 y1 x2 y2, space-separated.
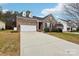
20 25 36 31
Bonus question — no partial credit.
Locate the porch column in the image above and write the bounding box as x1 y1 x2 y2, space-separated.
43 23 45 31
36 21 39 31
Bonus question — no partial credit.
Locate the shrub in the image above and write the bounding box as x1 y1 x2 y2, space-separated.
1 28 4 30
71 30 77 32
58 28 62 32
51 28 57 32
10 30 18 33
77 27 79 32
51 28 62 32
44 27 49 32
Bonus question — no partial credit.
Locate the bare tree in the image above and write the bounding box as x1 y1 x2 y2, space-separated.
62 3 79 20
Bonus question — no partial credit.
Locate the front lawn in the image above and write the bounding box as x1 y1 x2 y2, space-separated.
48 32 79 44
0 30 20 56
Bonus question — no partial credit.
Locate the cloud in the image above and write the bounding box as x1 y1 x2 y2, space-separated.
2 9 9 13
41 4 64 16
41 8 54 16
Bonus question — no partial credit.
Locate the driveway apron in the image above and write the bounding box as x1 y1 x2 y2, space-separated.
20 32 79 56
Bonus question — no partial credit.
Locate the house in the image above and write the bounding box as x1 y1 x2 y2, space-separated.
16 11 58 32
67 20 78 31
57 18 78 32
0 20 5 30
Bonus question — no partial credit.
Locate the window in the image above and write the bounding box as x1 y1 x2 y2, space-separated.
67 28 70 31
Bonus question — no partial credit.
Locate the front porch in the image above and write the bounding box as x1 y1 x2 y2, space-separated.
37 22 43 32
36 21 53 32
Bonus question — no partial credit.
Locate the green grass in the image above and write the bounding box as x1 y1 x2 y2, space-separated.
48 32 79 44
0 30 20 56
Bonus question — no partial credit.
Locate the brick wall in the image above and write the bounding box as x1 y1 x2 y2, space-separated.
16 16 37 31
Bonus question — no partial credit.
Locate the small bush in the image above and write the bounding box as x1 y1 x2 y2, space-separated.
51 28 57 32
51 28 62 32
77 27 79 32
10 30 18 33
71 30 77 32
44 27 49 32
1 28 4 30
58 28 62 32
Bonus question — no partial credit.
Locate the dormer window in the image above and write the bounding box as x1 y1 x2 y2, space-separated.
22 12 26 17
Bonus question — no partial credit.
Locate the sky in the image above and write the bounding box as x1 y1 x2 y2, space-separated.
0 3 63 19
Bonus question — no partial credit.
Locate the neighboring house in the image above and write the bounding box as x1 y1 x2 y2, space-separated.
0 20 5 30
57 18 78 32
55 23 63 30
71 20 79 28
16 13 57 31
67 20 78 31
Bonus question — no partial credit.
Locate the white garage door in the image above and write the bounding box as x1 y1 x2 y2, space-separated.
20 25 36 31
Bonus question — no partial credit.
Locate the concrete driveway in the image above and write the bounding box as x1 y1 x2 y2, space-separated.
20 32 79 56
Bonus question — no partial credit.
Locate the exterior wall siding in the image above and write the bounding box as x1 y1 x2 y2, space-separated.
0 21 5 30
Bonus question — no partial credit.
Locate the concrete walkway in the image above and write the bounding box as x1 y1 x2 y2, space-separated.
20 32 79 56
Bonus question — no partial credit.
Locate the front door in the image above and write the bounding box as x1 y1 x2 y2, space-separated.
38 22 43 31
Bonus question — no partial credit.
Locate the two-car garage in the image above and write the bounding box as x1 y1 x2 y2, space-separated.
20 25 36 32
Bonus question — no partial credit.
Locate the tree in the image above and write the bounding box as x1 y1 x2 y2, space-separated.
0 6 2 14
13 11 20 16
0 6 19 29
26 10 31 17
77 27 79 32
5 11 19 29
0 6 2 19
20 11 23 16
62 3 79 20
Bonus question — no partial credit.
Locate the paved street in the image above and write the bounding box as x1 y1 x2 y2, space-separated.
20 32 79 56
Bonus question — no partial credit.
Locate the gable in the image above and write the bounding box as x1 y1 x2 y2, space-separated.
16 16 37 26
43 15 57 23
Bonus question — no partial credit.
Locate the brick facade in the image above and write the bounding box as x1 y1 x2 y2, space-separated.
16 14 57 31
